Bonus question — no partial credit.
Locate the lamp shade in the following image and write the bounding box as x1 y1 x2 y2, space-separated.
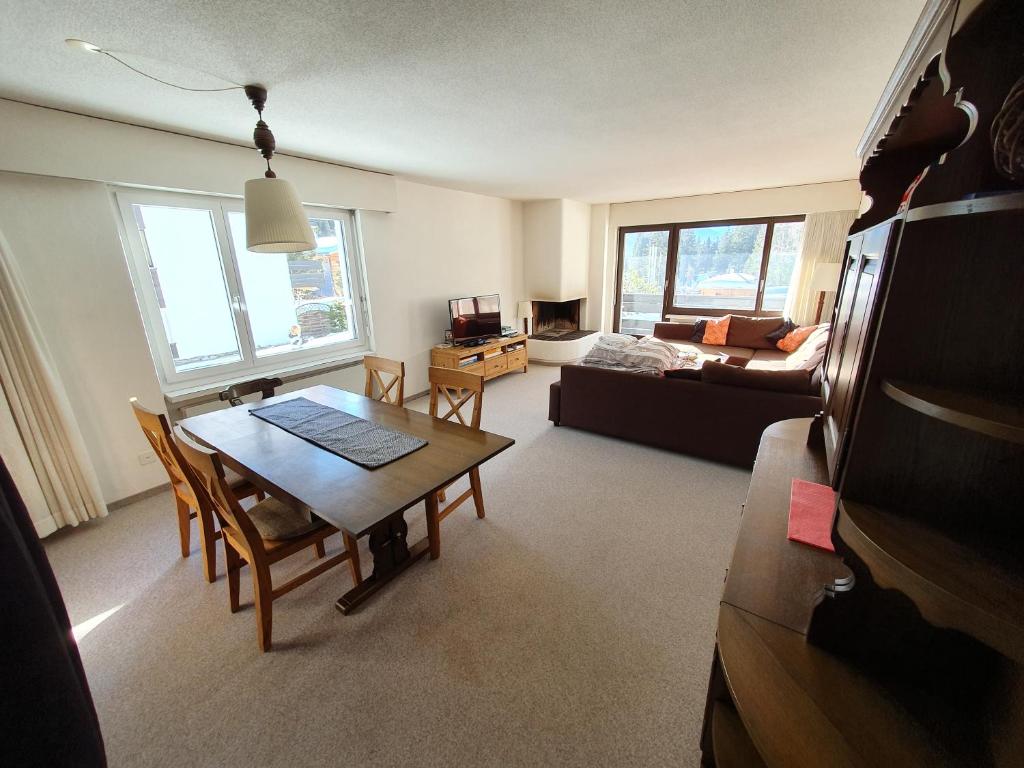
243 177 316 253
516 300 532 318
809 262 843 292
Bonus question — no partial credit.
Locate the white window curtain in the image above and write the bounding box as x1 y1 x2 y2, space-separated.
0 229 106 537
784 210 858 326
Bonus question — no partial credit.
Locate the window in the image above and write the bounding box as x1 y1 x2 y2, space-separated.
117 190 370 390
617 228 670 336
615 215 805 333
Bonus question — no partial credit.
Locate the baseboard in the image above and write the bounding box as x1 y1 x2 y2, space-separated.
107 483 170 510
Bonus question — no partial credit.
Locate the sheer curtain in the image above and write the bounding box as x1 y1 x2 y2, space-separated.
0 229 105 537
785 210 858 326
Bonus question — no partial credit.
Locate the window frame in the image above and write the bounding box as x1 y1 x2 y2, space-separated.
115 188 372 393
613 214 805 332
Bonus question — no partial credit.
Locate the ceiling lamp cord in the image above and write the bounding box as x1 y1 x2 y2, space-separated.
65 39 243 92
63 38 312 253
98 49 243 92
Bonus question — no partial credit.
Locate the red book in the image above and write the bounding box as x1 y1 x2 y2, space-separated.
787 478 836 552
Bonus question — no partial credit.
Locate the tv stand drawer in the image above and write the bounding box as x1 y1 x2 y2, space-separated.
508 349 527 369
484 355 508 376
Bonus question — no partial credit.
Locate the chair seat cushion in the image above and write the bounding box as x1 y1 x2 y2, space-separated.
247 498 327 541
223 466 250 489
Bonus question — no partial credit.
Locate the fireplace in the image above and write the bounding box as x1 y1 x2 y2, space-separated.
530 299 589 340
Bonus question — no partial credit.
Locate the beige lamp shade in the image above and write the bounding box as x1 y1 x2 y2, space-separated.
243 177 316 253
809 262 843 293
516 300 533 318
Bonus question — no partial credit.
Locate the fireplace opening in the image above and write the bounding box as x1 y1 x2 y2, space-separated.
529 299 593 341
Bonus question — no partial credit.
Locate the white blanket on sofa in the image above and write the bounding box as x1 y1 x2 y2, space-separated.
580 334 695 375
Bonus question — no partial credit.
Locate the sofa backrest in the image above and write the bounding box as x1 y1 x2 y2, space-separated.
653 321 695 341
725 316 787 350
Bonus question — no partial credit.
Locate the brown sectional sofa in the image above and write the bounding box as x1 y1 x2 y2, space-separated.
547 319 823 467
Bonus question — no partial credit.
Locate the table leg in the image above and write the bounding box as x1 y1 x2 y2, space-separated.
335 510 430 615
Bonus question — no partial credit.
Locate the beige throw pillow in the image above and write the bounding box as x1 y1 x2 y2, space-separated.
785 325 830 371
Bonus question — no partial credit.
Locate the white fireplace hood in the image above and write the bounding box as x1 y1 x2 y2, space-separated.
523 198 590 303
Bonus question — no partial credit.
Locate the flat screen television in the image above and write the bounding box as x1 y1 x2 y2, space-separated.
449 294 501 344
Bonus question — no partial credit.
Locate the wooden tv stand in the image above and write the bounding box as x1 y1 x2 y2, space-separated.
430 334 528 381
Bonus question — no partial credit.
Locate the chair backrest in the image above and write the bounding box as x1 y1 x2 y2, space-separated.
428 366 483 429
218 377 283 407
363 356 405 406
171 425 260 547
129 398 191 487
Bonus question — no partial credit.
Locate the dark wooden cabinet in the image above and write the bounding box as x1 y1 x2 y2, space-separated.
822 219 899 481
700 0 1024 764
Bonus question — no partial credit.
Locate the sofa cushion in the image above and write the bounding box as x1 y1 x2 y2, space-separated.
664 341 754 361
745 348 789 371
691 319 707 341
726 315 787 350
653 322 696 342
765 319 797 344
750 349 789 363
702 316 731 345
776 324 817 352
701 360 814 394
785 325 830 371
745 359 787 371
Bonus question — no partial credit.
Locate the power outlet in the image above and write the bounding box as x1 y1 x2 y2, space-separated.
138 450 157 466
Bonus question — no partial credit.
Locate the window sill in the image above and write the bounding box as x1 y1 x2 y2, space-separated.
163 351 367 404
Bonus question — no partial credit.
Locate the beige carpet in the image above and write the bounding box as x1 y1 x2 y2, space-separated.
43 365 748 767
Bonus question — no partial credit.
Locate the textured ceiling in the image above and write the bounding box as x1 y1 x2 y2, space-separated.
0 0 924 202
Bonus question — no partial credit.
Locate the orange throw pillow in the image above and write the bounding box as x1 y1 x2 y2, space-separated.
776 324 816 352
702 316 732 346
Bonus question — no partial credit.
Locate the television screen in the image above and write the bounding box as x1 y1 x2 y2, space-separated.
449 294 501 343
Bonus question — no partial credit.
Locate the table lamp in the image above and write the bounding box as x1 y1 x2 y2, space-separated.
810 263 843 323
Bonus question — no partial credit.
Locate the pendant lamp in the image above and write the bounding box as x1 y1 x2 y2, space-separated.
243 85 315 253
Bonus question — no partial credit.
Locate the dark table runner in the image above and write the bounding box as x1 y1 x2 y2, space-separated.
249 397 427 469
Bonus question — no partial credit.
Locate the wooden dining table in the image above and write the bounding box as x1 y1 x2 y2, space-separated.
179 384 515 613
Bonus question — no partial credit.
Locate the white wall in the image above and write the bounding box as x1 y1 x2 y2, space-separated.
0 172 521 504
359 179 523 397
599 181 864 330
560 199 590 301
0 174 171 498
522 199 564 301
0 99 396 212
587 203 610 331
522 198 589 302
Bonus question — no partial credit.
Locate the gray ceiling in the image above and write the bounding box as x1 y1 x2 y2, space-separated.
0 0 924 202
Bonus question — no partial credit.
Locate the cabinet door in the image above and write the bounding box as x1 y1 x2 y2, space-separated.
823 221 897 481
823 234 862 405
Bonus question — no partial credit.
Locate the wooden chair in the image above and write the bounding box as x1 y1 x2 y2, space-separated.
130 398 261 583
172 426 362 652
218 377 283 407
425 366 486 560
363 355 405 406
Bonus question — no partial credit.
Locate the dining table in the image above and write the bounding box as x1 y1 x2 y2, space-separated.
179 384 515 613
